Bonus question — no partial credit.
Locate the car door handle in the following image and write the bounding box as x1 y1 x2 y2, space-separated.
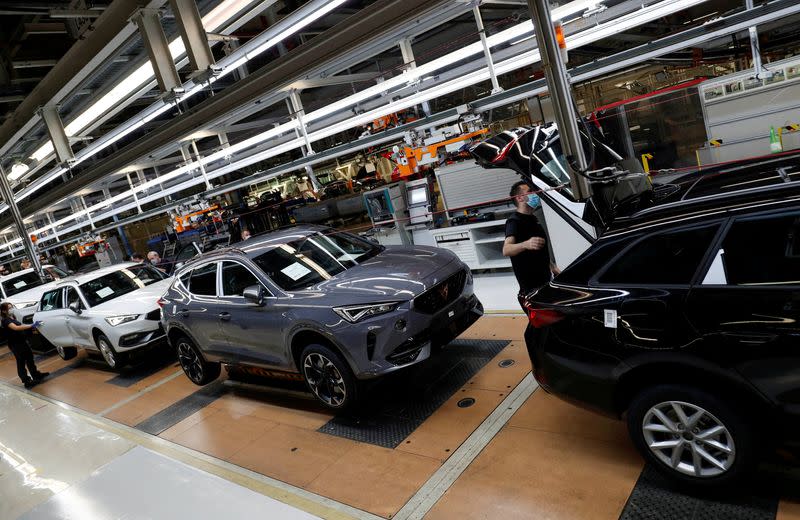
179 308 190 317
218 312 231 321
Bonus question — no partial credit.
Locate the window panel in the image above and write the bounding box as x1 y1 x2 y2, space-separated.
720 214 800 286
600 224 719 285
189 263 217 296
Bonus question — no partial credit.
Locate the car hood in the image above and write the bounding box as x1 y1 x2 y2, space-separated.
89 278 172 315
4 280 62 305
311 245 459 300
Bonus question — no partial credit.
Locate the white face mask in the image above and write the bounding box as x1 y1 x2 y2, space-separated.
150 258 160 265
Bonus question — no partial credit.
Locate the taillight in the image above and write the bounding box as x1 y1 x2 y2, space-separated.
522 300 564 328
492 135 521 164
157 298 167 308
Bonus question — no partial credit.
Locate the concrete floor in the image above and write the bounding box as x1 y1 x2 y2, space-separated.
1 316 799 520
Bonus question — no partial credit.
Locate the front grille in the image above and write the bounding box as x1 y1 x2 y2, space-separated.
387 332 429 365
145 309 161 320
414 270 467 314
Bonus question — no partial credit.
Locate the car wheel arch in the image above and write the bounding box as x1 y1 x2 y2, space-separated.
91 328 108 347
615 360 774 423
289 328 355 374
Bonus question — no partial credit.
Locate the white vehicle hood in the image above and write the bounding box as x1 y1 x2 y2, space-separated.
88 278 173 316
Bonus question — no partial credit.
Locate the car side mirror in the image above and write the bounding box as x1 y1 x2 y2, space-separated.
243 285 265 306
68 301 82 315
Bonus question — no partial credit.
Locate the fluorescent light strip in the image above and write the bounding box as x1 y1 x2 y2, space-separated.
21 0 707 241
16 0 347 201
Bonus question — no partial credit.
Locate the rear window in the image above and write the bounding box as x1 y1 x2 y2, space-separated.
598 224 720 285
2 271 44 297
556 238 628 285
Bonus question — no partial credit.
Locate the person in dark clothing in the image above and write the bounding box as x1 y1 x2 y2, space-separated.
1 302 47 388
503 181 560 310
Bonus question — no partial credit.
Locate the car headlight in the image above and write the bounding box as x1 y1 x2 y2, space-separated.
15 301 37 309
333 302 400 323
105 314 140 326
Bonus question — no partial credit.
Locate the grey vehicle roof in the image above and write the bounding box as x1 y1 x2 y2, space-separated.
174 224 334 275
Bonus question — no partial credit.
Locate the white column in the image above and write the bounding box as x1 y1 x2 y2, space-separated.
133 8 181 93
40 105 74 163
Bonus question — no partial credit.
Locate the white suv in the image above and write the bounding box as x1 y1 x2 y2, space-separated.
0 265 69 323
34 263 172 368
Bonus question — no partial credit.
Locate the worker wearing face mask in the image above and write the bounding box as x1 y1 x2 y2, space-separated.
503 181 560 310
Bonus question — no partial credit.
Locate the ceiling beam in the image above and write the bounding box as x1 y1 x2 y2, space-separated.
289 72 380 89
11 60 58 69
0 0 168 159
48 9 105 19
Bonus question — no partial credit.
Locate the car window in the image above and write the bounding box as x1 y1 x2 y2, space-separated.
65 287 84 310
252 232 382 291
2 271 45 297
79 266 163 307
716 214 800 286
599 224 719 285
40 289 63 311
189 263 217 296
221 261 262 297
178 271 191 290
47 266 69 278
125 264 167 285
176 244 199 263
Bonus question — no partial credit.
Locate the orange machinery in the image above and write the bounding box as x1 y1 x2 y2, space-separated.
174 204 219 233
392 128 489 178
77 240 106 257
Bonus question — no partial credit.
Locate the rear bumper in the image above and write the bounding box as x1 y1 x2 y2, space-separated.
525 324 623 419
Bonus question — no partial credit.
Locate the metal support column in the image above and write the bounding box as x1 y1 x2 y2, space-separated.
398 37 432 115
526 0 591 200
126 173 143 214
287 91 320 190
190 140 213 190
745 0 763 78
47 213 59 242
81 196 95 229
103 186 132 256
133 8 181 94
0 165 43 280
169 0 215 75
473 6 502 94
39 105 74 163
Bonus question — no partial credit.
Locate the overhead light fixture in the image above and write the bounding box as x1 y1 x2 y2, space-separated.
18 0 346 200
8 162 29 181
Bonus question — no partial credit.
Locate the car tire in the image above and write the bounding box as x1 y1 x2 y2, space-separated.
175 335 220 385
627 384 757 489
300 344 359 412
56 345 78 361
96 333 126 369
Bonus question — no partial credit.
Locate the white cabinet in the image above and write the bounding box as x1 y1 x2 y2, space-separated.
430 220 511 270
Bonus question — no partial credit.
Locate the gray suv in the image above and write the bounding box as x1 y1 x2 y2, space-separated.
161 225 483 410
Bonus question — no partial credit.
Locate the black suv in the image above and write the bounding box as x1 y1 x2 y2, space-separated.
523 161 800 488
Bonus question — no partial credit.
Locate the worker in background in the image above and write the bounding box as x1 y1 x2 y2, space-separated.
503 181 560 310
241 229 252 241
131 253 145 263
147 251 167 273
20 259 31 270
1 302 47 389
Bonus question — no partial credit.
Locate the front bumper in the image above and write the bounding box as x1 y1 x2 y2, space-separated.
107 320 168 353
350 291 484 379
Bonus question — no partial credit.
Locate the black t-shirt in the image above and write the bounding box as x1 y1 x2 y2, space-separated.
505 212 551 292
1 317 26 349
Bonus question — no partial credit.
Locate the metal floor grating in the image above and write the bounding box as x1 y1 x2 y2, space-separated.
619 465 779 520
318 339 510 448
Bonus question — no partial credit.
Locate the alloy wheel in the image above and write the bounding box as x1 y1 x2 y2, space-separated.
642 400 736 478
98 339 116 368
303 353 347 407
177 341 203 383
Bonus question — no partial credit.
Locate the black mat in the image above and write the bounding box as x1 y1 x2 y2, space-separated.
135 380 227 435
317 338 510 448
619 465 779 520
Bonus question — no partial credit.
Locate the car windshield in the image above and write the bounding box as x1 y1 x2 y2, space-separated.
253 231 383 291
79 264 167 307
2 271 45 298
